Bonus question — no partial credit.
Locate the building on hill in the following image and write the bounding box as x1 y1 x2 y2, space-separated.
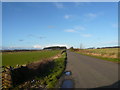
43 46 67 50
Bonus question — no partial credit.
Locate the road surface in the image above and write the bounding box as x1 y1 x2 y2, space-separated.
64 50 119 88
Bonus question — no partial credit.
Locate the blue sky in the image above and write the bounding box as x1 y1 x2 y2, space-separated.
2 2 118 49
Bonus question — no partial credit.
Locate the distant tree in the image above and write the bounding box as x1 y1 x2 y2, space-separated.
70 47 74 50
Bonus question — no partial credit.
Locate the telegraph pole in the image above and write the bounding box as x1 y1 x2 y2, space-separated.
80 43 83 49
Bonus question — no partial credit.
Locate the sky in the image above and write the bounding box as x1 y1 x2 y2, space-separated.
2 2 118 49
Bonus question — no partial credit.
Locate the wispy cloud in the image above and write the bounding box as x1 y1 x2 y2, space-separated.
64 14 81 21
81 34 92 37
64 29 76 32
74 26 85 30
64 14 72 19
39 36 45 39
112 23 118 28
85 13 97 19
84 12 103 21
102 40 118 45
48 25 55 29
74 2 91 7
2 45 42 50
74 2 81 7
64 25 85 33
2 46 34 50
28 34 45 39
28 34 34 37
33 45 42 48
19 39 24 42
54 2 64 8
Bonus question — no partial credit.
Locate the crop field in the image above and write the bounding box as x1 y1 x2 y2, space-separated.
72 48 120 62
2 50 61 67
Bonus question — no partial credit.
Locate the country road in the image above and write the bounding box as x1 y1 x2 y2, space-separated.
63 50 119 88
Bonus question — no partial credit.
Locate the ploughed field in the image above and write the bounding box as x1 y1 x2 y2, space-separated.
2 50 61 67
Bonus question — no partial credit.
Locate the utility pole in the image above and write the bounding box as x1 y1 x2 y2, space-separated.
80 43 83 49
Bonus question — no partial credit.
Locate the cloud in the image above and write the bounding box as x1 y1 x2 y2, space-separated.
19 39 24 42
74 2 81 7
2 46 34 50
48 25 55 29
64 25 85 33
74 26 85 30
64 29 76 32
86 13 97 19
28 34 45 39
28 34 34 37
82 34 92 37
33 45 42 48
84 12 103 21
102 40 118 45
64 14 72 19
64 14 81 21
39 36 46 39
54 2 64 8
112 23 118 28
74 2 91 7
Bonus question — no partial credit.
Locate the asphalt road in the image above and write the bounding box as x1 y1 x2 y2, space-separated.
64 50 119 88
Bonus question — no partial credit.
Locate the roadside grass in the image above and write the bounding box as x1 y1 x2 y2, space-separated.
76 52 119 63
71 48 120 63
14 52 67 88
2 50 61 67
87 48 118 58
41 52 67 88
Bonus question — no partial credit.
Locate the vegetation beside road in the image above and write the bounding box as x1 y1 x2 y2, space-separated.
70 48 120 63
2 50 61 67
14 51 67 88
2 50 67 88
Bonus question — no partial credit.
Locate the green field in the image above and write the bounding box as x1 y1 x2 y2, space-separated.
16 52 67 88
2 50 61 66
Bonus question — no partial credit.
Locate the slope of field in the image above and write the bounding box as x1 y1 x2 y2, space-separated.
2 50 61 66
71 48 119 62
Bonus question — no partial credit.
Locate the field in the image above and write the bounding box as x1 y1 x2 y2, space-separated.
15 52 67 88
2 50 61 67
72 48 120 62
2 50 67 88
85 48 118 58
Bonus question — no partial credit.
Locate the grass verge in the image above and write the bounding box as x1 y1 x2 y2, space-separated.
75 51 120 63
14 52 67 88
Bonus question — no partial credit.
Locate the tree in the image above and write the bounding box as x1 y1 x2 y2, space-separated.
69 47 74 50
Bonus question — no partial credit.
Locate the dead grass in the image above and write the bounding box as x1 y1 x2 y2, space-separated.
77 48 118 59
